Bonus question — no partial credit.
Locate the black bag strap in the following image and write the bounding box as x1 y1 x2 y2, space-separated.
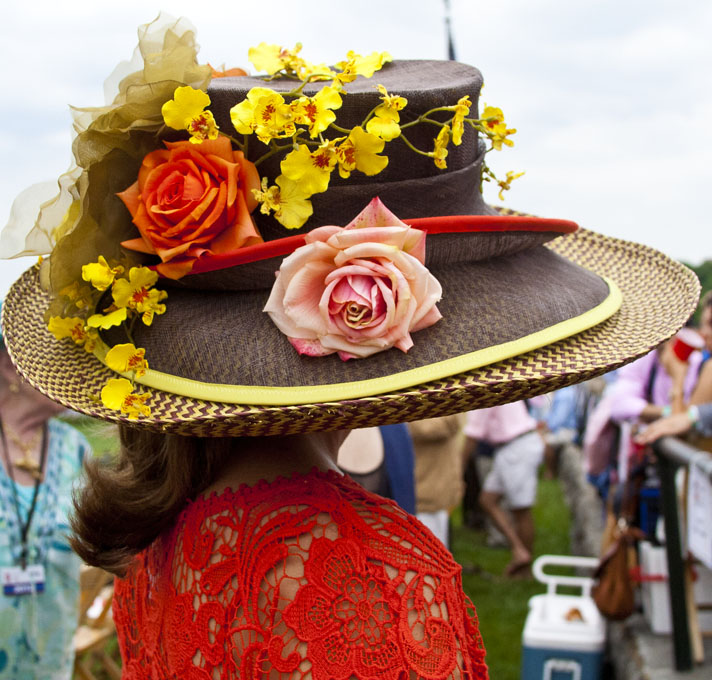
644 358 658 404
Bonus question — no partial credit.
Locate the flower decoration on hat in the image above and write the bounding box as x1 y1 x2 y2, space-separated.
47 260 167 417
161 86 219 144
100 378 151 421
142 41 521 252
23 21 522 419
117 137 262 280
264 198 442 361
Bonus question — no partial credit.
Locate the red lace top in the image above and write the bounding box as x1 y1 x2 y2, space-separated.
114 468 488 679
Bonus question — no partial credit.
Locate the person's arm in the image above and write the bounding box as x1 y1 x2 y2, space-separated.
635 411 695 443
635 402 712 443
637 403 666 422
659 342 691 414
690 360 712 406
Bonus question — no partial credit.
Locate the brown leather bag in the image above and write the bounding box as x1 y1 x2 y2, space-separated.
592 520 645 620
592 458 649 621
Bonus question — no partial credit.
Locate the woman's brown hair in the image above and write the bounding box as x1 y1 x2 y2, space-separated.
70 425 236 576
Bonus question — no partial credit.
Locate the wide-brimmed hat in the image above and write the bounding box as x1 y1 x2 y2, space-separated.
0 18 700 436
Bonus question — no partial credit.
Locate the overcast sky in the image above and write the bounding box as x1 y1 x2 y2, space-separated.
1 0 710 297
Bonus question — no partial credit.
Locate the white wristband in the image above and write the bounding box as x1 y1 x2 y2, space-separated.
687 405 700 428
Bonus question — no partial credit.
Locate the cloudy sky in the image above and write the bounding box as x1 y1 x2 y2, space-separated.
1 0 710 297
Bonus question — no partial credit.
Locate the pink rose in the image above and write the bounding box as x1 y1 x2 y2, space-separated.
264 198 442 360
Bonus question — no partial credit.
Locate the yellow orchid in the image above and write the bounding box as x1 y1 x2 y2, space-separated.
497 170 526 200
332 62 359 88
100 378 151 420
274 176 314 229
112 266 157 307
376 84 407 112
299 62 336 82
336 51 392 79
248 42 304 75
137 289 168 326
112 267 167 326
253 176 314 229
82 256 124 292
162 86 219 144
292 86 343 138
365 86 407 141
430 126 450 169
451 95 472 146
253 177 281 215
230 88 295 144
58 281 93 310
481 105 516 150
366 108 401 141
337 126 388 179
47 316 98 353
105 343 149 378
86 307 128 330
186 112 219 144
280 143 336 196
48 316 85 343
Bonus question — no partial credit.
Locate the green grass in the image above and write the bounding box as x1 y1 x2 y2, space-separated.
451 475 572 680
58 414 119 457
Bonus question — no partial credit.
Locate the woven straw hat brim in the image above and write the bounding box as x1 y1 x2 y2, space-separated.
2 228 699 436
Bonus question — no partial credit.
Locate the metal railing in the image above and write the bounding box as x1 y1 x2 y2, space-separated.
652 436 712 672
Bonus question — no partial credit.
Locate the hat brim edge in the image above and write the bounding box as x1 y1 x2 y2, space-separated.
107 275 621 406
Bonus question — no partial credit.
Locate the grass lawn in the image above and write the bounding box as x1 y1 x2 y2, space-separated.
62 415 120 457
451 474 572 680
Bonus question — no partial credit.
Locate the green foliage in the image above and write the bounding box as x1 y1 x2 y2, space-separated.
683 259 712 323
451 475 572 680
58 414 119 458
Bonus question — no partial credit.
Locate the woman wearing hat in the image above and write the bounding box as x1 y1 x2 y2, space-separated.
0 17 699 678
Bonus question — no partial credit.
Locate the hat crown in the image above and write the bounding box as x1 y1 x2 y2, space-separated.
207 60 489 240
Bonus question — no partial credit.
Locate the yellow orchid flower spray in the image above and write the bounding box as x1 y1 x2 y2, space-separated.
47 258 166 417
159 42 521 232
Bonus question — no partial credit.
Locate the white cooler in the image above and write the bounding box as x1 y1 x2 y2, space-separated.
521 555 605 680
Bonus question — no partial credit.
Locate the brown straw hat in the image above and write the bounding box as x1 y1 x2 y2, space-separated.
0 19 700 436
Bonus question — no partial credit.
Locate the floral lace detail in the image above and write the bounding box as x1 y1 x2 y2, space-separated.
113 468 488 679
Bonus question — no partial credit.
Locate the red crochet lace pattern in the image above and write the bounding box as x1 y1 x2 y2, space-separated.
114 468 488 679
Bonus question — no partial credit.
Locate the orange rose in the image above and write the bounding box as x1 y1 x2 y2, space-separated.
118 137 262 279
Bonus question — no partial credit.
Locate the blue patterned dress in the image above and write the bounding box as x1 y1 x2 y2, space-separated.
0 419 88 679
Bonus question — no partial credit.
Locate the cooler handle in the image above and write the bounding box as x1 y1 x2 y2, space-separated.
533 555 599 598
543 658 582 680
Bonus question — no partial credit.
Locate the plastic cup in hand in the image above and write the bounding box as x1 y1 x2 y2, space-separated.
672 327 704 361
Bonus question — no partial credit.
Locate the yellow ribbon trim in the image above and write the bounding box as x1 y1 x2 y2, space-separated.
97 276 621 406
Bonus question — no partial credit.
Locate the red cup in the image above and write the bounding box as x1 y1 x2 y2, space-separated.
672 327 704 361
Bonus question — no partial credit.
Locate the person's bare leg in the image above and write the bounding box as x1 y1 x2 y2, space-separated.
479 490 531 573
511 507 535 552
542 443 557 479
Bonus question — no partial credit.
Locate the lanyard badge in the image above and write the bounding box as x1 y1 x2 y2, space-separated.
0 419 48 576
1 564 46 596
